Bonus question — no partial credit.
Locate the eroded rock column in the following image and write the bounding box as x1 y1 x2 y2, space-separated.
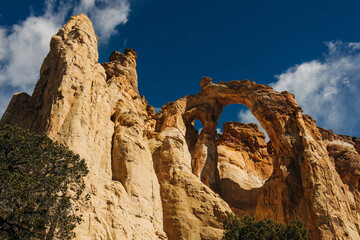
183 94 222 191
103 50 166 239
151 99 232 240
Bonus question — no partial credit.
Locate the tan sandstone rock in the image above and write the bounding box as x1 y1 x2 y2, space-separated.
217 122 273 216
319 127 360 235
1 14 166 240
1 14 232 240
152 99 232 240
177 77 360 239
1 13 360 240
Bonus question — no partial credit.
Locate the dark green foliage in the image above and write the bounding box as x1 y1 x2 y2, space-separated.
0 125 89 240
222 215 308 240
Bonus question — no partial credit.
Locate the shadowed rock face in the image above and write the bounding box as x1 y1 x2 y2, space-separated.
1 14 360 240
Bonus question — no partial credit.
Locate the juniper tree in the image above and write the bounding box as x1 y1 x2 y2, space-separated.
0 125 88 240
222 215 308 240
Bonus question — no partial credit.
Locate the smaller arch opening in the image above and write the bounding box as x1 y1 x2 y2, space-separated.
193 119 204 133
185 118 204 158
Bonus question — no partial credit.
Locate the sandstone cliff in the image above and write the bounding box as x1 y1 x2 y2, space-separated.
1 14 360 240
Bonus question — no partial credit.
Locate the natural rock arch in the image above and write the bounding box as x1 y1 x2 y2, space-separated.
179 76 360 239
183 76 294 191
2 13 359 239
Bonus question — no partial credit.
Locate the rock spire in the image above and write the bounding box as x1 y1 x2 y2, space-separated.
2 14 360 240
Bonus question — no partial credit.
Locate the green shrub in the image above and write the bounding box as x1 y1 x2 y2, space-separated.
222 215 308 240
0 125 89 240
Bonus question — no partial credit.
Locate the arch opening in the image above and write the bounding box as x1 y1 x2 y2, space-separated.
217 104 269 142
193 119 204 133
215 103 274 214
184 118 204 161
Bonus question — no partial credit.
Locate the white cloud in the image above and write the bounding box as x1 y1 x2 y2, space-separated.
77 0 96 10
271 40 360 137
0 92 12 117
216 128 222 134
0 15 62 91
0 0 130 118
73 0 130 42
238 109 258 125
349 42 360 51
0 28 7 60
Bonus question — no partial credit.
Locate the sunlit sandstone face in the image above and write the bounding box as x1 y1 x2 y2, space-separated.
1 14 360 240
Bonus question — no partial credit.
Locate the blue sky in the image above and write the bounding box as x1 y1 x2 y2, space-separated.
0 0 359 137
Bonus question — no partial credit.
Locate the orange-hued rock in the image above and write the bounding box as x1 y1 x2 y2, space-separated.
217 122 273 183
179 78 360 239
1 14 360 240
319 127 360 188
217 122 273 216
318 127 360 233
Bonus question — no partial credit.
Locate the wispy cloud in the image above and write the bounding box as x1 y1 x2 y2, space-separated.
0 0 130 117
238 41 360 138
73 0 130 41
271 40 360 137
0 28 7 60
0 14 62 91
0 91 13 117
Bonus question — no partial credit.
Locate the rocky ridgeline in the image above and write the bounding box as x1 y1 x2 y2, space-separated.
1 14 360 240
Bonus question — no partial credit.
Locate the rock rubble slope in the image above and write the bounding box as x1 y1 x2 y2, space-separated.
1 14 360 240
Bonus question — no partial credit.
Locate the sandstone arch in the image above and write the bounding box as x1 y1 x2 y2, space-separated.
179 76 360 239
2 14 359 240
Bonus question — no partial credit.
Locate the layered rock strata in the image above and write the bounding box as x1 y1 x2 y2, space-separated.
1 14 360 240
